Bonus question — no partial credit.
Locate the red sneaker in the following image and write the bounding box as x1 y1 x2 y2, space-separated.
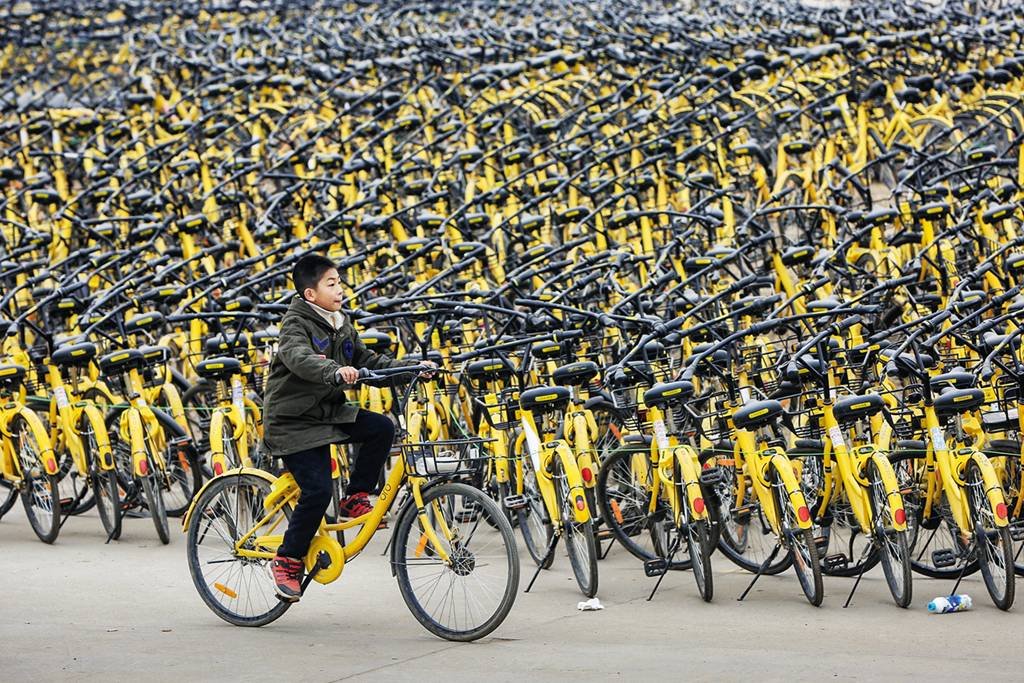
270 555 304 602
337 492 374 519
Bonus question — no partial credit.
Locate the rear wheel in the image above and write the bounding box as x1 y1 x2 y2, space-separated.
683 489 714 602
186 473 292 627
966 461 1015 610
11 414 61 544
712 461 791 575
772 467 823 606
141 462 170 545
865 459 912 608
555 456 598 597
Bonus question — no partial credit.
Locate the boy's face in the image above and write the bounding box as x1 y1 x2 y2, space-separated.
303 267 344 312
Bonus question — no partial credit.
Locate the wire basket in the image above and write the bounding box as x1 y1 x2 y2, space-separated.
879 386 924 441
982 373 1020 436
399 438 492 477
783 390 823 440
683 388 734 444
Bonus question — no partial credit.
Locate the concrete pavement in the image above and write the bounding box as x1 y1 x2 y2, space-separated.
0 507 1020 682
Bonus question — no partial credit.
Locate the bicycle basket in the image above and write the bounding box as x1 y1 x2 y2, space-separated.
399 438 492 477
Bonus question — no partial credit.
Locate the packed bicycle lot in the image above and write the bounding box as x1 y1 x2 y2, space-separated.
4 0 1024 643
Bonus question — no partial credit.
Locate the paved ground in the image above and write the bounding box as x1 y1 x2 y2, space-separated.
1 506 1021 682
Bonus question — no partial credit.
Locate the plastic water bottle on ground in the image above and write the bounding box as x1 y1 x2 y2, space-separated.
927 594 972 613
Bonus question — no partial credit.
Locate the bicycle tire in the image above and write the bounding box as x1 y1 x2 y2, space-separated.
393 481 519 641
141 464 170 545
186 472 292 627
11 414 61 544
80 412 121 540
771 466 823 606
865 458 912 608
966 461 1015 610
554 456 598 597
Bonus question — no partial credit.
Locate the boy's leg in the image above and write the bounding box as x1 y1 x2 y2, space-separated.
342 409 395 495
277 444 333 560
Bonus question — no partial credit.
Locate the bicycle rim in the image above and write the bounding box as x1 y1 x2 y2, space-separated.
394 482 519 641
14 416 60 544
866 459 912 608
186 473 291 626
773 471 823 606
555 458 598 598
967 462 1015 610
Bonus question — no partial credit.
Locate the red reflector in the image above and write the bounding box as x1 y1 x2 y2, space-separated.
45 457 56 472
575 495 586 511
331 458 338 473
139 459 150 475
895 508 907 525
213 462 223 476
693 497 705 514
996 503 1008 520
797 506 810 523
581 467 593 483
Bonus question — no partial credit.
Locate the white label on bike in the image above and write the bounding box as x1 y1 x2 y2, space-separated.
231 378 244 415
54 386 69 409
827 426 845 449
522 420 543 472
929 426 947 452
653 420 670 450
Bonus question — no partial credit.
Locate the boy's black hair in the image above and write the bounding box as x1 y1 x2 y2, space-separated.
292 254 338 299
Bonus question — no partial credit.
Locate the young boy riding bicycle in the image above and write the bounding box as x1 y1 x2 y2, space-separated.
263 254 433 602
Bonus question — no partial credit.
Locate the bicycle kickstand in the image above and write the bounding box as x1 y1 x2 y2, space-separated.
948 539 976 597
59 483 91 531
646 532 685 602
843 540 876 608
738 541 783 602
524 533 560 593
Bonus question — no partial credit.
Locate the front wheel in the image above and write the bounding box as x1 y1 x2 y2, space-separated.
966 461 1015 610
554 456 598 597
393 482 519 641
686 515 714 602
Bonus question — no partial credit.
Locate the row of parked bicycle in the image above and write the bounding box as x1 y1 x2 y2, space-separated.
4 0 1024 641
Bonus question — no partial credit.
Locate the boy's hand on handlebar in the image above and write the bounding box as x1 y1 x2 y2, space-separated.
336 366 359 384
419 360 438 378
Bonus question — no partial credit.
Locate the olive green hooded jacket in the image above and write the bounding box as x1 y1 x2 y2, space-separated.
262 296 406 457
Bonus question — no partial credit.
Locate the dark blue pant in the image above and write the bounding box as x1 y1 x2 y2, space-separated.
277 409 395 560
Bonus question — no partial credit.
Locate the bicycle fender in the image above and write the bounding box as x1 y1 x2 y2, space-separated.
968 451 1010 527
673 444 708 520
768 452 813 529
866 451 908 531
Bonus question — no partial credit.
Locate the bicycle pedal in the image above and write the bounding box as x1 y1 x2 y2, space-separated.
1009 522 1024 542
730 504 754 524
699 467 727 486
644 558 669 577
503 494 527 510
456 511 479 523
931 548 957 568
823 554 848 571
